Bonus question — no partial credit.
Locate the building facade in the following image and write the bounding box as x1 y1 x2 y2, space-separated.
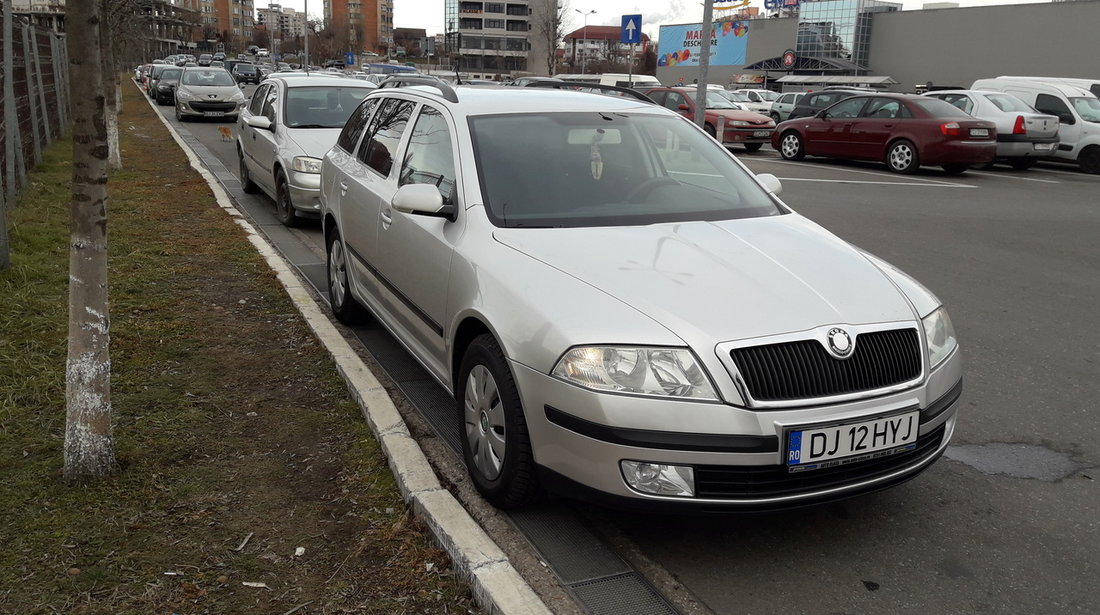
655 0 1100 93
256 3 306 38
196 0 254 48
444 0 531 79
562 25 650 74
324 0 394 57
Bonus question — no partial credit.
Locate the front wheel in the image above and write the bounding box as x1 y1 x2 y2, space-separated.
274 172 301 227
1078 147 1100 174
239 148 260 194
459 335 538 508
779 131 805 161
744 142 763 152
326 229 366 324
886 139 920 174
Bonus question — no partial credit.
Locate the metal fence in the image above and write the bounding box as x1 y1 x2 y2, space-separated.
0 12 70 201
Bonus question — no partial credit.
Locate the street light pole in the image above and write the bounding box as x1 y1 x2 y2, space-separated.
574 8 596 74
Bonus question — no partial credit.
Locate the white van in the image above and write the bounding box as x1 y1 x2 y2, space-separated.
556 73 662 89
997 76 1100 99
972 78 1100 173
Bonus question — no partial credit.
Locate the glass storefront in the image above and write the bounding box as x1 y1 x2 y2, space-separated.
796 0 899 71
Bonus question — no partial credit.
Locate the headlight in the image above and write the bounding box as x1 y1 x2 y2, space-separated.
922 307 958 369
230 91 246 101
728 120 749 126
158 84 170 90
292 156 323 174
552 346 717 400
175 88 194 101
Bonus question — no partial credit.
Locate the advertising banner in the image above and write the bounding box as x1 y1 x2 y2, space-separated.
657 21 749 68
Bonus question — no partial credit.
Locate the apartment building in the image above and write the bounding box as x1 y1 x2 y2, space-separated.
324 0 395 56
257 3 306 38
197 0 255 47
444 0 531 79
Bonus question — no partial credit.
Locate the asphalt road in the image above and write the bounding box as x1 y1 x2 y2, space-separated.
157 88 1099 614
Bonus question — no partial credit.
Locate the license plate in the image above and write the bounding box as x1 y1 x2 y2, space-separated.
785 411 919 472
753 130 772 137
204 111 225 117
1033 142 1055 151
969 128 989 137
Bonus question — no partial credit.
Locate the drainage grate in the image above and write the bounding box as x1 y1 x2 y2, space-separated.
508 505 632 585
570 573 678 615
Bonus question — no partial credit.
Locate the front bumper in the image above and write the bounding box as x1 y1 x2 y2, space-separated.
287 170 322 212
514 347 962 510
176 99 244 118
721 127 774 145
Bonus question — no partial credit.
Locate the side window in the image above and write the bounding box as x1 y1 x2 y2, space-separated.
862 98 902 119
665 92 686 110
941 94 974 114
399 107 458 205
261 86 278 122
248 84 269 115
1035 94 1073 123
357 99 415 177
336 98 379 153
648 90 666 106
747 92 761 102
826 97 867 118
810 93 836 109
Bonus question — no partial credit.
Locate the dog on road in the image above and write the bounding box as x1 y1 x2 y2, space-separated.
218 126 233 142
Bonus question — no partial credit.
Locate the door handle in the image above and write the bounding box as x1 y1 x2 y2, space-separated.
380 208 392 225
339 181 348 196
883 123 895 128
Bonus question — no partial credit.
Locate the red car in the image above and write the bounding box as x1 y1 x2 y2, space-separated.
646 87 775 151
772 93 997 174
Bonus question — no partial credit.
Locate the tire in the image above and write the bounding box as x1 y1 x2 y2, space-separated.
770 112 781 123
239 148 260 194
174 105 184 122
274 171 301 227
744 142 763 152
459 334 539 508
886 139 920 174
326 229 366 324
779 130 805 161
1078 146 1100 174
1009 158 1037 171
942 163 969 176
704 123 716 138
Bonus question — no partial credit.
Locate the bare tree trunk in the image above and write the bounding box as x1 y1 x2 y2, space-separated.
101 0 121 171
1 0 15 268
64 0 115 479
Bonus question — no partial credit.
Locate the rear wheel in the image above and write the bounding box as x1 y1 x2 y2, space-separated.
779 131 805 161
744 142 763 152
770 112 782 123
886 139 919 174
1078 146 1100 174
942 164 969 175
1009 158 1037 171
326 229 366 324
459 335 539 508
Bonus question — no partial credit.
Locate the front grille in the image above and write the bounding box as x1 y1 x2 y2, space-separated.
730 328 921 402
693 424 945 499
188 101 236 112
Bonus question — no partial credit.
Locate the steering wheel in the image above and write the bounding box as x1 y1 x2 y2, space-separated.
622 176 680 202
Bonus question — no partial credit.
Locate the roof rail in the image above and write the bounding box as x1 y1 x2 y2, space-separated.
523 80 656 104
378 76 459 103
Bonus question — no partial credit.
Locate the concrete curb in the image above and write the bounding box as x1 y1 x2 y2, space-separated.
136 83 553 615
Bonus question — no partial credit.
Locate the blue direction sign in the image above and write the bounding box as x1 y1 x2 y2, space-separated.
345 51 355 66
621 14 642 44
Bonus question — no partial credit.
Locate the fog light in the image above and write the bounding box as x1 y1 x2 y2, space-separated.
620 461 695 497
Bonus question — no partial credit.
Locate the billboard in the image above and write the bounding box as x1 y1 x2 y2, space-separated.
657 21 750 68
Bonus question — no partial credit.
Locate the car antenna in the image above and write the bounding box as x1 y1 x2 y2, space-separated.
454 65 462 86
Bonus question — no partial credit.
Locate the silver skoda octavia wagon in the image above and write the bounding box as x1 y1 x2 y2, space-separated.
319 80 962 510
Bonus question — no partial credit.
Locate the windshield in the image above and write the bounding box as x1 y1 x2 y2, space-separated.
470 112 784 228
725 91 750 102
754 90 779 101
911 98 972 118
284 86 373 128
181 69 236 86
704 92 739 109
982 93 1034 113
1070 97 1100 122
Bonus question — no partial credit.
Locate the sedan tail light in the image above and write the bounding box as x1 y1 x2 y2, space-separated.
940 122 961 137
1013 115 1027 135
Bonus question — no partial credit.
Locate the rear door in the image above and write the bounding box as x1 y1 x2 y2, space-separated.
324 96 379 224
853 97 911 159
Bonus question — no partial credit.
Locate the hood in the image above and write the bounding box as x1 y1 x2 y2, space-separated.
179 84 240 99
707 109 773 124
493 215 917 344
283 128 342 158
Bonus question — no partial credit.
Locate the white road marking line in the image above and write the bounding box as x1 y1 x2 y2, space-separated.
965 170 1060 184
776 177 976 188
1030 166 1100 179
750 157 973 187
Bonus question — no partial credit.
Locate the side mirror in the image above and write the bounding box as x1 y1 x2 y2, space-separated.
677 104 690 112
1058 112 1076 125
392 183 455 220
246 115 273 130
757 173 782 196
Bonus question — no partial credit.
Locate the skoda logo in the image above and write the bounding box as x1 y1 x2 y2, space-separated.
827 328 853 358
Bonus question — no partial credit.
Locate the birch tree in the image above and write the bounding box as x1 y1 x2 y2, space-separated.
64 0 115 478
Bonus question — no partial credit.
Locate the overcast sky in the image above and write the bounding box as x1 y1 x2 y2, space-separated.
266 0 1048 39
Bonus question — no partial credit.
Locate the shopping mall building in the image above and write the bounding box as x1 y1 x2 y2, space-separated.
654 0 1100 92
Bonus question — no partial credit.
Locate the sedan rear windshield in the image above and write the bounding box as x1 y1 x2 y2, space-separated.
284 86 373 128
982 93 1034 113
181 69 235 86
235 64 257 74
160 69 182 81
910 98 972 118
470 112 784 228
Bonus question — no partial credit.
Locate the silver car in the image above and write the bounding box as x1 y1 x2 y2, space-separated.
924 89 1059 169
320 82 962 510
770 92 805 123
237 74 375 226
173 67 247 122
